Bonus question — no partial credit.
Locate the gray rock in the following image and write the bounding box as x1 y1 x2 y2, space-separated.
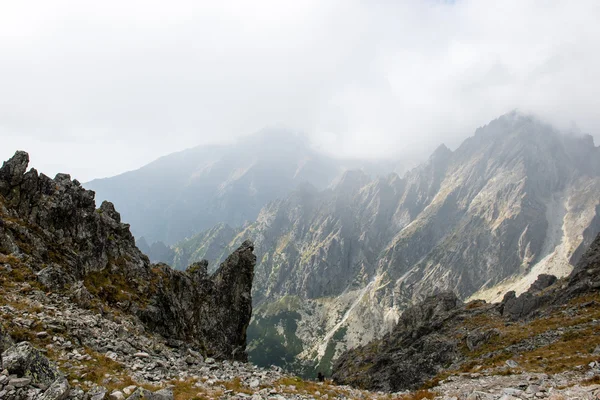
2 342 60 385
88 385 108 400
38 376 70 400
466 329 500 351
122 386 137 396
9 377 31 388
126 387 173 400
0 150 29 192
249 379 260 388
70 281 94 309
108 391 125 400
37 265 73 292
466 392 492 400
528 274 558 293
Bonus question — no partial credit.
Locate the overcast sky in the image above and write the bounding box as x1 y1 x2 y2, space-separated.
1 0 599 181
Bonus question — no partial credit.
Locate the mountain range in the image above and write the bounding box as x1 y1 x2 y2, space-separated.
2 111 600 398
155 112 600 375
86 129 402 247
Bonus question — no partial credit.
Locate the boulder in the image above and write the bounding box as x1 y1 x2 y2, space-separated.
38 376 70 400
528 274 557 293
37 265 74 292
2 342 61 386
126 387 173 400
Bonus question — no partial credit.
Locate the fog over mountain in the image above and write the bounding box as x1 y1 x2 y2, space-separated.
4 1 600 399
2 1 600 181
86 129 400 245
170 112 600 374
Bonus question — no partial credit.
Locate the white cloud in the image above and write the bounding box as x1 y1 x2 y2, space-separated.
1 0 599 180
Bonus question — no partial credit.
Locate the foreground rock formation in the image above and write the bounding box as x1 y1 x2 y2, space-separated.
332 231 600 395
0 269 397 399
0 150 404 399
0 150 255 361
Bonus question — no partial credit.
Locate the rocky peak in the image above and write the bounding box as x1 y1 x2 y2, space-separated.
394 292 461 334
0 150 29 190
0 150 256 361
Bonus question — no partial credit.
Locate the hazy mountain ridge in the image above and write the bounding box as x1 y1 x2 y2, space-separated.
172 112 600 374
86 129 401 246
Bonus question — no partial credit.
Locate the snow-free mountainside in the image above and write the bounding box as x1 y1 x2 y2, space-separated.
86 129 401 247
3 113 600 399
161 112 600 375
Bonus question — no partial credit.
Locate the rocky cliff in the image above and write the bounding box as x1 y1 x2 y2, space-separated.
0 151 256 361
332 231 600 392
173 112 600 375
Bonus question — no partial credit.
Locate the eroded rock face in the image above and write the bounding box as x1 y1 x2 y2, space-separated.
332 292 463 391
172 113 600 374
137 241 255 360
0 151 256 360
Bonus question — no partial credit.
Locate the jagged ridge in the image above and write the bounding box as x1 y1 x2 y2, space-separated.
0 151 256 361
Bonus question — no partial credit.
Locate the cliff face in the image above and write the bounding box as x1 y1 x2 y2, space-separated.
0 151 255 361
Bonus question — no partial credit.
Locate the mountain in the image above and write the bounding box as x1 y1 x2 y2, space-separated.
172 112 600 375
0 150 256 361
85 129 398 246
0 150 597 400
135 236 176 264
0 150 410 400
332 230 600 392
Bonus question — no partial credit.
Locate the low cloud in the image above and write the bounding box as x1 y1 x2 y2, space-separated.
1 0 599 180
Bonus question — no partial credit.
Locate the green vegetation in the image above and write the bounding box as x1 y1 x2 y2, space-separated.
316 326 347 376
423 291 600 388
247 309 304 370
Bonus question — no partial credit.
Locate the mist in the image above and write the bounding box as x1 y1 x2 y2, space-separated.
1 0 599 181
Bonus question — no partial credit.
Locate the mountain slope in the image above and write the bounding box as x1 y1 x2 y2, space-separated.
0 151 256 361
173 112 600 375
86 129 394 246
332 230 600 392
0 151 408 400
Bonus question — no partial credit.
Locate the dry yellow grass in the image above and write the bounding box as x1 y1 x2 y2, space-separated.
424 291 600 387
398 390 436 400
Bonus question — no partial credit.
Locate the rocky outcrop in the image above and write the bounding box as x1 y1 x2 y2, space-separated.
332 229 600 392
0 341 69 399
0 151 256 361
332 292 465 391
2 342 62 386
499 273 557 320
137 241 255 359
